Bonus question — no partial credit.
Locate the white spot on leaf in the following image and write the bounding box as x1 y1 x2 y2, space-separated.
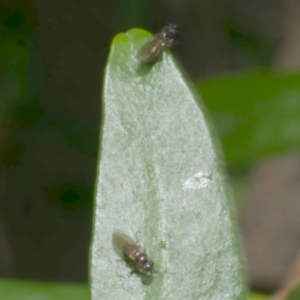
183 172 213 190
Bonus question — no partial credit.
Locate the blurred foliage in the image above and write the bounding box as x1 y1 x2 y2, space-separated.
247 293 270 300
0 279 89 300
0 9 39 164
196 69 300 168
287 285 300 300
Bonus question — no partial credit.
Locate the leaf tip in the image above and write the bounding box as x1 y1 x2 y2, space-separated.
125 28 153 45
112 33 128 46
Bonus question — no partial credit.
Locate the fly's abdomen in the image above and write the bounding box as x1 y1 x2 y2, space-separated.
136 38 165 63
112 231 155 273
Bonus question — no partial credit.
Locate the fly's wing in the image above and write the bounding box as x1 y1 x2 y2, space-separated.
112 231 137 260
136 37 165 63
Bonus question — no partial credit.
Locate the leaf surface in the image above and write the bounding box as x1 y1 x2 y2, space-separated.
91 29 245 300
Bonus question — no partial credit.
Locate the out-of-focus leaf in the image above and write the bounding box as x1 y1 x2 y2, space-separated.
0 21 40 164
196 70 300 168
91 29 245 299
0 279 89 300
247 292 270 300
287 285 300 300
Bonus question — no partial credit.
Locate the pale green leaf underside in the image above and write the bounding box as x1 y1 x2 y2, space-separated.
91 29 245 300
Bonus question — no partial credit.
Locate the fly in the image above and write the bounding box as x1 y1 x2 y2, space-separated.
136 24 181 63
112 231 155 273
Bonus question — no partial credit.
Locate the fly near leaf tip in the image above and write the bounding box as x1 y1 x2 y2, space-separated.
136 24 182 63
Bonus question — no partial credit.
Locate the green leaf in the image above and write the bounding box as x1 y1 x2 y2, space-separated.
0 279 89 300
287 285 300 300
196 70 300 168
247 292 270 300
91 29 245 299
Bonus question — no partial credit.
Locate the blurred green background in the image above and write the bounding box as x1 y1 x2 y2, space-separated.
1 0 300 298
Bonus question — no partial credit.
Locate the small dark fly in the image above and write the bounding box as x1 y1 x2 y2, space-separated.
112 231 155 274
136 24 181 63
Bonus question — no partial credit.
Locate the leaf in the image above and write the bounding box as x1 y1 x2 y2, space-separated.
91 29 245 299
247 292 270 300
196 70 300 168
287 285 300 300
0 279 89 300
